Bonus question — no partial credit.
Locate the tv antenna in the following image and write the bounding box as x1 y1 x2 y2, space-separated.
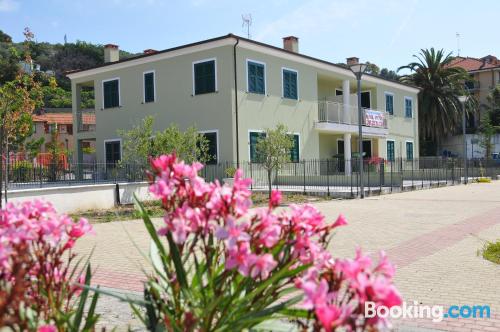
242 14 252 39
456 32 461 56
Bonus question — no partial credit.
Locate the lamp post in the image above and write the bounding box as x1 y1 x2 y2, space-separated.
349 63 368 198
458 95 468 184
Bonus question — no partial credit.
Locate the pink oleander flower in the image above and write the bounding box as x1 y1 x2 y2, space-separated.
215 217 250 250
38 325 57 332
225 242 254 276
249 253 277 280
269 189 282 207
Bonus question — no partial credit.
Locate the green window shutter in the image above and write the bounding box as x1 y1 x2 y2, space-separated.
387 141 395 161
405 98 412 117
406 142 413 160
290 134 300 162
248 61 265 94
386 94 393 115
144 72 155 103
103 80 119 108
194 60 215 95
283 69 297 99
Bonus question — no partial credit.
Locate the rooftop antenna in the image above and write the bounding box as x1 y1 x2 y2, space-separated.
242 14 252 39
456 32 461 56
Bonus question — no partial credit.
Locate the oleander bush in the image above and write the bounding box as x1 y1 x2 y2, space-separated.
129 154 402 331
0 200 98 331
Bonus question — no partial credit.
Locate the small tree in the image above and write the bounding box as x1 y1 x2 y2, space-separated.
0 28 43 206
118 116 211 167
255 124 294 198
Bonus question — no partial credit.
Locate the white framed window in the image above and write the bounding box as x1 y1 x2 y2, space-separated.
143 70 156 103
386 139 395 161
199 130 219 165
246 59 266 95
404 96 413 118
281 67 299 100
102 77 121 109
192 58 217 95
248 130 266 163
104 138 122 165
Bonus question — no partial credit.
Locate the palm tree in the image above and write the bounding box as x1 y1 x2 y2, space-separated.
398 48 474 155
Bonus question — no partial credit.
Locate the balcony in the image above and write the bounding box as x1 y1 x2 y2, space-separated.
315 101 388 137
76 109 96 132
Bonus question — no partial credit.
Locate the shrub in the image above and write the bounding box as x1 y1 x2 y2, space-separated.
0 200 98 330
224 166 236 178
481 240 500 264
127 154 401 331
11 161 34 182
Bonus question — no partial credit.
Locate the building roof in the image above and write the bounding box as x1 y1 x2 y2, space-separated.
33 112 95 125
449 55 500 72
66 34 419 91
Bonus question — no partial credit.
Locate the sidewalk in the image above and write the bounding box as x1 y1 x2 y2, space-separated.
74 181 500 331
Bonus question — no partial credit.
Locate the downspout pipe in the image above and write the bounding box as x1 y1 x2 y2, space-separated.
233 36 240 168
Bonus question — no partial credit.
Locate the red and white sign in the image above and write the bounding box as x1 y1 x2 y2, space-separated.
364 110 385 127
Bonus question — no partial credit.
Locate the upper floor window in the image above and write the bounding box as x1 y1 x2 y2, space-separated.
103 78 120 109
143 71 155 103
193 59 216 95
404 97 413 118
247 60 266 94
361 91 371 109
282 68 298 100
385 93 394 115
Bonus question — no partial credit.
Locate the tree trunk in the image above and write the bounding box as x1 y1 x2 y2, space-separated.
267 168 272 200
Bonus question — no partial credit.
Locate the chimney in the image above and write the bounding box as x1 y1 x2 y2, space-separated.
283 36 299 53
143 49 158 55
104 44 119 63
346 57 359 66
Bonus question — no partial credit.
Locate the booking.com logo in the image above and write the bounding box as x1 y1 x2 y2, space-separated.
365 301 491 322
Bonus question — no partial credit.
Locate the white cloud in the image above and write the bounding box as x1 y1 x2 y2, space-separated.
0 0 20 12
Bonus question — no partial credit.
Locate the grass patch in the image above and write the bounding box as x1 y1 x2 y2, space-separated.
71 192 335 224
480 240 500 264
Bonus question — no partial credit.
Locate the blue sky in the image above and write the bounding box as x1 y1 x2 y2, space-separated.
1 0 499 70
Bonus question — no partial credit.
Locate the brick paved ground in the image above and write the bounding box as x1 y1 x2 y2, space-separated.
74 182 500 331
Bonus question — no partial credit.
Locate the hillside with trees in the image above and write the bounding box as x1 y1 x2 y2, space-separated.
0 29 136 107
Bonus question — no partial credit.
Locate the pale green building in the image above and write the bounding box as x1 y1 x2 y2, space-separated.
68 34 419 173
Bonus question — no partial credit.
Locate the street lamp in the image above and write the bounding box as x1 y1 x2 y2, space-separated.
349 63 368 198
458 95 468 184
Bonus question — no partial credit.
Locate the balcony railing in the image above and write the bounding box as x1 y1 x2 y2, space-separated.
76 110 96 132
317 101 388 129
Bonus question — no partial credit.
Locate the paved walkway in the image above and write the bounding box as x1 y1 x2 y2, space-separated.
74 182 500 331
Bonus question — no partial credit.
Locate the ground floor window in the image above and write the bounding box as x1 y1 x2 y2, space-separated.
290 134 300 163
362 140 372 158
249 131 266 163
200 131 218 165
406 141 414 160
387 140 395 161
105 140 121 166
337 140 344 156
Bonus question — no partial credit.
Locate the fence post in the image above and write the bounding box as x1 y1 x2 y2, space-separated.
379 159 383 194
303 160 306 194
249 162 253 191
390 158 393 193
400 158 404 192
326 160 330 197
411 158 414 189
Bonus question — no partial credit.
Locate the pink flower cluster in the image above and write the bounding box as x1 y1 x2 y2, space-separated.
295 249 402 331
148 154 401 331
0 200 92 279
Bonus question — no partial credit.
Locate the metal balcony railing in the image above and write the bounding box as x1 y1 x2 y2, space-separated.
317 101 388 129
76 110 96 132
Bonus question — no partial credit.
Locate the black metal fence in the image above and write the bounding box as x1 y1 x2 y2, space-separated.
4 157 500 197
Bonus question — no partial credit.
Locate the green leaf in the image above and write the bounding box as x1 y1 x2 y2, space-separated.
82 285 100 331
72 264 92 331
165 232 188 290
